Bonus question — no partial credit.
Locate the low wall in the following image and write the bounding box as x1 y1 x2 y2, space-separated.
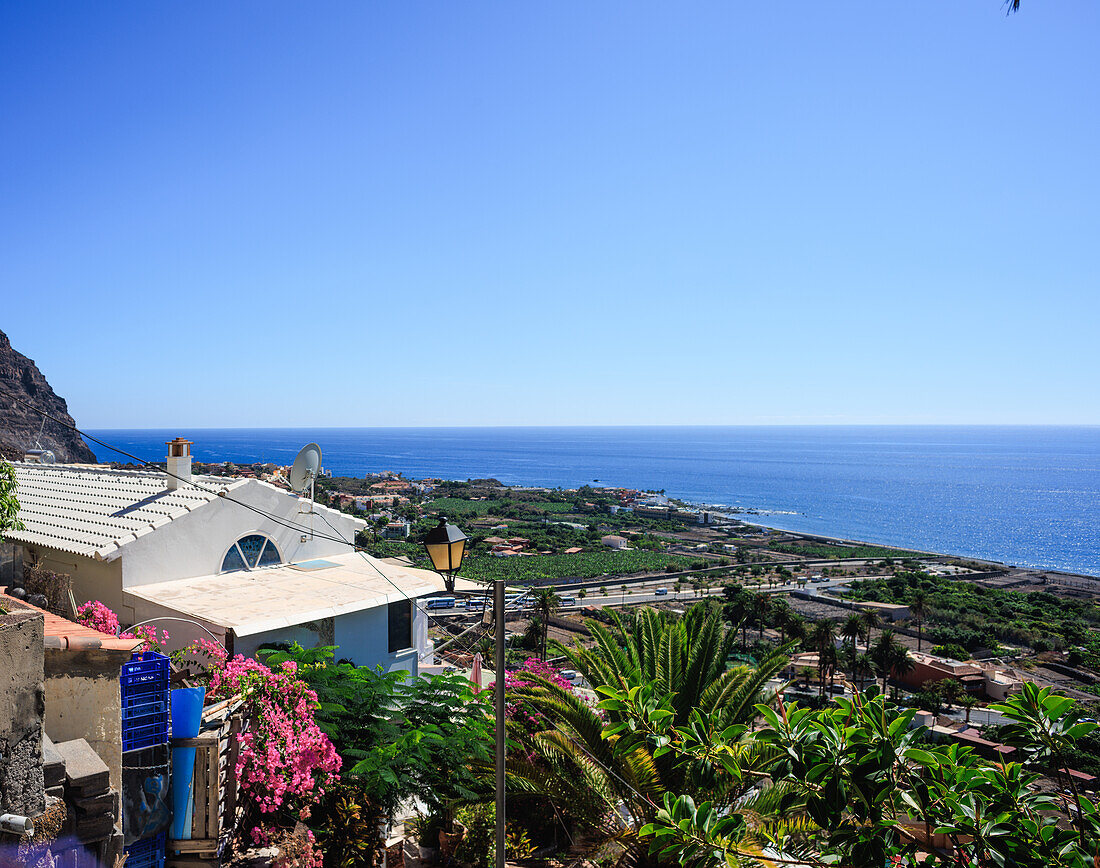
0 609 45 818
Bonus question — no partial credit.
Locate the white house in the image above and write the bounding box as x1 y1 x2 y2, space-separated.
600 534 629 550
7 441 445 674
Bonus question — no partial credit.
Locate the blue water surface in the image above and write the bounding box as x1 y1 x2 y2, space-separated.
84 426 1100 577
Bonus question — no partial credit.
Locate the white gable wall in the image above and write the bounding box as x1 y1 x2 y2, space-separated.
120 480 365 587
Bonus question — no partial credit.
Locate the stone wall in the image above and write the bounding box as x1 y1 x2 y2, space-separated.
0 609 45 818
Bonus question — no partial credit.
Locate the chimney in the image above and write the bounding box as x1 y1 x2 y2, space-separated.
166 438 193 490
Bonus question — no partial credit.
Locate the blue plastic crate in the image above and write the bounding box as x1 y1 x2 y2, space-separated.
122 706 168 733
122 677 169 706
124 831 166 868
121 651 170 688
121 651 170 751
122 718 170 752
122 696 168 719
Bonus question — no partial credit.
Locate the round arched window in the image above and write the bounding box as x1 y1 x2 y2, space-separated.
221 534 282 573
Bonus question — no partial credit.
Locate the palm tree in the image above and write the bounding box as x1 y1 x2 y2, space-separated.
557 602 791 731
785 613 808 650
960 693 979 726
530 585 561 661
771 599 793 644
512 602 797 865
504 681 801 867
860 608 882 647
722 585 752 648
751 593 772 641
841 613 864 651
808 620 837 698
853 652 874 692
890 646 914 699
870 630 909 696
941 677 963 711
909 590 928 653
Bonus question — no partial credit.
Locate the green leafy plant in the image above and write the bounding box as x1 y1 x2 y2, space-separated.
0 460 23 540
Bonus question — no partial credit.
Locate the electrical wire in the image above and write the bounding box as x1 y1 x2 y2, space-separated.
2 392 364 550
3 393 483 638
5 392 543 667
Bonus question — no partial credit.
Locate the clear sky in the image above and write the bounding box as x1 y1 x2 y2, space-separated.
1 2 1097 428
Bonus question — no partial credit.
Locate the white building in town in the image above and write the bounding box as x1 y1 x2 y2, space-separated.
6 440 445 674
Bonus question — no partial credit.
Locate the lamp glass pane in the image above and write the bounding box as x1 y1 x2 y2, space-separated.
425 541 453 573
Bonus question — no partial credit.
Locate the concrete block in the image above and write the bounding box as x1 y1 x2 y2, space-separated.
73 788 116 814
73 810 114 843
42 731 65 788
54 738 110 795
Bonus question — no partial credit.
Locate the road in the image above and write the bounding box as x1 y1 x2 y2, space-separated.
425 576 854 619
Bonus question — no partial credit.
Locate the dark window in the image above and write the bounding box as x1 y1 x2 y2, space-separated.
388 599 412 653
221 534 281 573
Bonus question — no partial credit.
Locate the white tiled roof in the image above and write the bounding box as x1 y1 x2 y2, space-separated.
7 463 249 560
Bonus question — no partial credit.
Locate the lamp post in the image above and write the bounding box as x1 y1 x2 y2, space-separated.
422 517 505 868
423 516 468 594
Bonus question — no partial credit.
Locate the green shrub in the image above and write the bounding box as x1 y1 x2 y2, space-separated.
931 643 970 661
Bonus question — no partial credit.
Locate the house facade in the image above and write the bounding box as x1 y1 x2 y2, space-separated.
7 445 444 674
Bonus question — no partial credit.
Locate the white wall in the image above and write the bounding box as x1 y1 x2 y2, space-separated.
230 604 424 675
120 480 365 587
24 547 125 616
124 591 230 653
234 624 328 662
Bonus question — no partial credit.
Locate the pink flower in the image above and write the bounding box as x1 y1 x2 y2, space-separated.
76 600 119 636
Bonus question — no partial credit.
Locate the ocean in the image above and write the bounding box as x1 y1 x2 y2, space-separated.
84 426 1100 577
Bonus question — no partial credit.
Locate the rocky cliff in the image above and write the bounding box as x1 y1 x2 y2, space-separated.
0 330 98 463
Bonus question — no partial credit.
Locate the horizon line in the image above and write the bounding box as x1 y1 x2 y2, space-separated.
82 422 1100 431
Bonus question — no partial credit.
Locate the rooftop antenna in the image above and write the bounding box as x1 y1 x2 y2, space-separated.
289 442 322 538
23 416 56 463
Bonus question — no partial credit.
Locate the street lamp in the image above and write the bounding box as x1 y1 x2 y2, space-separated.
422 516 505 868
422 516 468 594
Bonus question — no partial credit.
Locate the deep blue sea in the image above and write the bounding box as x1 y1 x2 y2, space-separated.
84 426 1100 577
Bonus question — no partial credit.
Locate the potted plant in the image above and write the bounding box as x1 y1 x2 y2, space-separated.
408 811 443 862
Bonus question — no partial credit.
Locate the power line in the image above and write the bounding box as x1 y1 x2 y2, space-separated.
2 393 479 639
5 393 547 673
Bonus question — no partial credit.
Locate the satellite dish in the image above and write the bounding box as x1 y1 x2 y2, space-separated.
289 443 322 494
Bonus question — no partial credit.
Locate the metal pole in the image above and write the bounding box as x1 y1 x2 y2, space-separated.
494 579 506 868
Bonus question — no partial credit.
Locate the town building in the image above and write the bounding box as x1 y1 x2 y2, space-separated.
5 442 445 674
898 651 986 695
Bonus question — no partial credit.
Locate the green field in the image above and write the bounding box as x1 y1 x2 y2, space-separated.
428 549 696 584
425 496 575 517
767 542 925 560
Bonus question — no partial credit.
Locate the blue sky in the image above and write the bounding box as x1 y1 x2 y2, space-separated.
1 2 1097 427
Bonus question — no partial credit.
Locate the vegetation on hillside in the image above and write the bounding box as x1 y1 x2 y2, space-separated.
844 570 1100 663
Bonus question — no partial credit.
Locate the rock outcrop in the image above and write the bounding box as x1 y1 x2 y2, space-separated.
0 329 97 464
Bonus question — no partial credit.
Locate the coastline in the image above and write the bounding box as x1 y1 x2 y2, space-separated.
84 425 1100 579
695 502 1100 580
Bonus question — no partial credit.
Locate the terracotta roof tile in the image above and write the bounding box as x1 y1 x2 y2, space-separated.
0 588 143 653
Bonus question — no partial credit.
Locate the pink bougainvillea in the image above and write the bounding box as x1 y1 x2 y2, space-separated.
75 600 169 652
490 657 575 732
185 639 341 833
76 600 120 636
119 623 171 652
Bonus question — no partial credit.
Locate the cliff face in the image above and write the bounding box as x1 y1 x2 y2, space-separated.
0 330 98 464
